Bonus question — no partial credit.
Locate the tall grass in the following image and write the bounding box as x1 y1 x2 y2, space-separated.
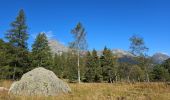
0 80 170 100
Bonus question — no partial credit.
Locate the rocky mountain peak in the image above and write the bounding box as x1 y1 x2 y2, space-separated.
48 39 68 55
151 52 170 64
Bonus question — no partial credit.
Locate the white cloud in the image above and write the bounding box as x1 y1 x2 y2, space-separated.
159 52 169 55
31 31 56 39
43 31 56 39
60 41 66 45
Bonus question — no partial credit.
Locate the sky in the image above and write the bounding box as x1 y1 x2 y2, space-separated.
0 0 170 56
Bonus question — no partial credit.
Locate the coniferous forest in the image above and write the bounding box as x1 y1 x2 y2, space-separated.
1 9 170 83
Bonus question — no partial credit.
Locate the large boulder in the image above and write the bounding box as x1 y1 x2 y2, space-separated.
8 67 71 96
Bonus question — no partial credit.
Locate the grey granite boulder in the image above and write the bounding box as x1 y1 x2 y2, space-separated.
8 67 71 96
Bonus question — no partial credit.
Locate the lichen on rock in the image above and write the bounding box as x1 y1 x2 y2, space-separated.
8 67 71 96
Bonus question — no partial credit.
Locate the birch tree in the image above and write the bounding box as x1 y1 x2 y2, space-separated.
69 22 88 83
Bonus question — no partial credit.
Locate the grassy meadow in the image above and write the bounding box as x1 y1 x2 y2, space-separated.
0 80 170 100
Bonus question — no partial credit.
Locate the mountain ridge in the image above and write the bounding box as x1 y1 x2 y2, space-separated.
48 39 170 64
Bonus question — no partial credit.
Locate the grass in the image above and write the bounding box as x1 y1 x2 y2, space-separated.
0 80 170 100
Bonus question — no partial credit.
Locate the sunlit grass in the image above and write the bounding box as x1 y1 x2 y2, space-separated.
0 80 170 100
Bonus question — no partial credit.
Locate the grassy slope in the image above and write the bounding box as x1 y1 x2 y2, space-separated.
0 80 170 100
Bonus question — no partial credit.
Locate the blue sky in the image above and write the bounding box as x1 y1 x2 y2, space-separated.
0 0 170 55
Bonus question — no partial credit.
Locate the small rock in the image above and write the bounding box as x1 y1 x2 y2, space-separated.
0 87 9 92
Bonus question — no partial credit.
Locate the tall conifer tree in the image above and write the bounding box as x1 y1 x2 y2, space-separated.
6 9 29 79
32 33 52 68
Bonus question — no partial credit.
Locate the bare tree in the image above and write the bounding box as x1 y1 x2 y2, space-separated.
69 22 88 83
129 34 150 82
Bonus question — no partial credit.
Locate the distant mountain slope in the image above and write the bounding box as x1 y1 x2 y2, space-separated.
48 39 68 55
151 53 170 64
96 49 135 63
48 40 169 64
112 49 134 58
97 49 134 57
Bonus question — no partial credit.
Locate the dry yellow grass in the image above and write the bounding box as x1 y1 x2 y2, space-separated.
0 80 170 100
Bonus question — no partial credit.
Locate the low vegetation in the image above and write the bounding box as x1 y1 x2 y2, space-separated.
0 80 170 100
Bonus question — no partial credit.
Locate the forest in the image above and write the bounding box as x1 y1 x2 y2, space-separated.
0 9 170 83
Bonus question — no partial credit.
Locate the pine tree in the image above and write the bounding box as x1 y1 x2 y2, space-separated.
32 33 52 69
151 65 169 81
66 51 78 82
91 49 102 82
101 47 115 83
162 58 170 74
6 9 28 49
5 9 29 79
53 53 67 78
0 39 13 79
84 51 94 82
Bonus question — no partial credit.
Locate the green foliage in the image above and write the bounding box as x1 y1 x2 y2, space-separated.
151 65 169 81
84 51 94 82
161 58 170 74
100 47 115 82
129 34 150 82
118 62 132 82
32 33 53 69
4 9 30 79
70 22 88 50
129 65 145 82
66 52 78 82
6 9 28 49
53 53 67 78
69 22 88 83
0 66 13 79
0 39 27 79
92 50 102 82
129 34 148 56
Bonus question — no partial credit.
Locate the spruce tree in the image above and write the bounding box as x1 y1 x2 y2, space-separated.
101 47 115 83
53 53 67 78
6 9 28 49
151 65 169 81
0 39 13 79
84 51 94 82
5 9 29 79
32 33 52 69
162 58 170 74
92 49 102 82
66 51 78 82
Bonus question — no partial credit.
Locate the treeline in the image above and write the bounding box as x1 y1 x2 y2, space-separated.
0 9 170 83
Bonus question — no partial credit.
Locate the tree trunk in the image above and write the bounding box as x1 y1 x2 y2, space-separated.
77 49 81 83
138 77 140 82
13 64 16 80
146 73 150 82
115 73 117 83
127 76 130 83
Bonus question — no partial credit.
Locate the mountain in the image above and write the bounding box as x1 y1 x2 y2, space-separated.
111 49 136 63
96 49 134 57
96 49 135 63
112 49 134 58
47 41 169 64
48 39 68 55
151 53 170 64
